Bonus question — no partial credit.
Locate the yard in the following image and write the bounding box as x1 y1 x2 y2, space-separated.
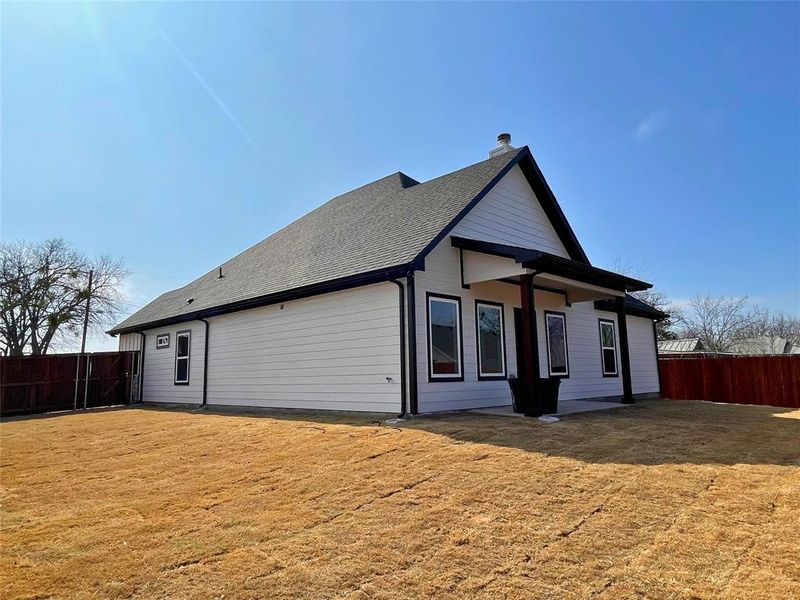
1 401 798 599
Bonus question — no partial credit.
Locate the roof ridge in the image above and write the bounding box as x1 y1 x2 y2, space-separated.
412 146 526 189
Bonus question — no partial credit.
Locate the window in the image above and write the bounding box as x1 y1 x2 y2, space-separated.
545 311 569 377
174 331 191 385
132 352 140 377
427 294 462 380
156 333 170 349
476 301 506 379
599 319 618 376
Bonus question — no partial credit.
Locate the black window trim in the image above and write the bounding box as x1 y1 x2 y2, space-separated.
544 310 570 379
474 299 507 381
426 292 464 383
156 333 170 349
174 330 191 386
598 318 619 377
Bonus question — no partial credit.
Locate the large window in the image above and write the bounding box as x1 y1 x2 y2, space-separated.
174 330 191 385
476 301 506 379
545 311 569 377
599 319 618 376
427 294 462 381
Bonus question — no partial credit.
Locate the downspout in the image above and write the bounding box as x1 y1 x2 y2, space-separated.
199 318 210 407
389 279 407 418
406 272 418 415
137 332 146 404
652 319 663 396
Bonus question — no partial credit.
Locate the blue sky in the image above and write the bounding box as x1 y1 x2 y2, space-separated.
2 2 798 351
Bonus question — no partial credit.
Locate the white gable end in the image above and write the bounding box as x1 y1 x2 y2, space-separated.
451 164 570 258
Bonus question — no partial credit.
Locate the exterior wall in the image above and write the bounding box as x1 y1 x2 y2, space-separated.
141 322 206 405
415 240 661 411
118 333 142 352
204 282 401 412
535 291 625 401
415 242 519 412
627 316 660 395
142 282 400 413
451 164 570 257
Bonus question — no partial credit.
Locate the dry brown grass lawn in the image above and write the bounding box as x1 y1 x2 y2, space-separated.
1 400 799 599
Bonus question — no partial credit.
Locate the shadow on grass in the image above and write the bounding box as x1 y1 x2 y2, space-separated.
6 400 797 467
134 399 800 468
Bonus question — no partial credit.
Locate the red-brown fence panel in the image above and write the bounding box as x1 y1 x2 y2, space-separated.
659 355 800 408
0 352 138 417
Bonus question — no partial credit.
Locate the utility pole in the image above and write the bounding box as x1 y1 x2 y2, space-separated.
73 269 93 410
80 269 93 355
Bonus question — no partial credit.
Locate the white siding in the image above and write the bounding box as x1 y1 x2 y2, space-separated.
415 241 519 412
118 333 141 352
451 165 570 257
141 323 206 405
204 283 401 413
628 316 660 395
415 240 661 411
535 291 624 401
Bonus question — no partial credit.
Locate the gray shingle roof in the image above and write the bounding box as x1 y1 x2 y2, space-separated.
110 149 525 334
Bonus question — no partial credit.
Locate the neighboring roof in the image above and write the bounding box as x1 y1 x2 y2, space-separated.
451 236 652 293
728 337 793 355
658 338 704 353
110 146 589 335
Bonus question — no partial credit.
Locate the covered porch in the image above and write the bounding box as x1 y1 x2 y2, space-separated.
450 236 653 407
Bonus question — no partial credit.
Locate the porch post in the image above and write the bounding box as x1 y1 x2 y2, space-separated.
520 274 540 400
615 296 634 404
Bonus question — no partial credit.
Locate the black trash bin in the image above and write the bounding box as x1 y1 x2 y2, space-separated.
507 377 561 417
537 377 561 415
507 377 528 414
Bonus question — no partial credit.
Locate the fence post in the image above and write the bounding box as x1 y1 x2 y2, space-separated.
73 355 81 410
83 355 91 410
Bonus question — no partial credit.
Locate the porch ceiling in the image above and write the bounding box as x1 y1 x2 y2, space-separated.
452 236 651 302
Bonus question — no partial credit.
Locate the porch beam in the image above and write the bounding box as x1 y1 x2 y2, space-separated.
616 296 634 403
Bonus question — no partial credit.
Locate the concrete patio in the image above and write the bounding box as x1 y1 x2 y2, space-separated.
470 398 628 418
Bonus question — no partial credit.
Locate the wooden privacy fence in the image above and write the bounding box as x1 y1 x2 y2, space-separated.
0 352 138 417
659 355 800 408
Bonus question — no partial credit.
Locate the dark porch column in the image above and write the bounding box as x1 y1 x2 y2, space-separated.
615 296 634 404
519 274 540 399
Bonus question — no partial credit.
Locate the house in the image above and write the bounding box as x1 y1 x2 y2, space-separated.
109 134 667 415
657 338 705 355
728 336 798 355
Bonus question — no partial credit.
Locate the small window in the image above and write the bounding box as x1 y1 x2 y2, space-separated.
599 319 618 376
156 333 170 349
476 301 506 379
545 311 569 377
174 331 191 385
132 352 140 377
427 294 462 380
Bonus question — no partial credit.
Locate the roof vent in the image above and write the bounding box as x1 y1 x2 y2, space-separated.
488 132 515 158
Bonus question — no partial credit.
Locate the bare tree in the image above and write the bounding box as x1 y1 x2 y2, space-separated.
606 258 679 340
0 239 127 356
677 295 752 352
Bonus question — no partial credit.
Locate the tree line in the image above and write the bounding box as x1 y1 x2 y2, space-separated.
1 239 127 356
633 290 799 353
